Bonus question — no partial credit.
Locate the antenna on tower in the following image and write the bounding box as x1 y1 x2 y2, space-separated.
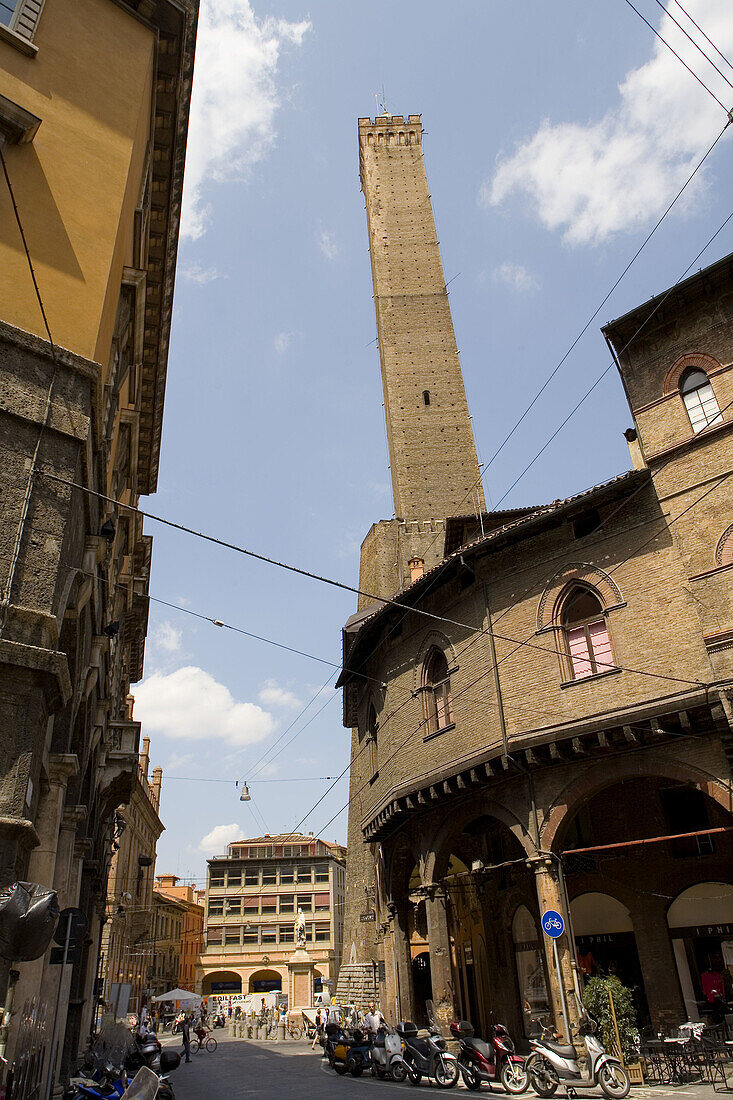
375 85 389 116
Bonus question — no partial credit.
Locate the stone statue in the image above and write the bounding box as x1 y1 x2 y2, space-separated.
295 906 306 949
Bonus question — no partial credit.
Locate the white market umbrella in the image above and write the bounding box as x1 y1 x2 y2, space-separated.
151 988 201 1003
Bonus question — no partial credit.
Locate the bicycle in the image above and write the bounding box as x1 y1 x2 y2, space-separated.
287 1021 303 1040
190 1031 218 1053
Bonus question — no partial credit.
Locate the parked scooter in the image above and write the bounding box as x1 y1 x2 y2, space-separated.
526 1011 630 1099
370 1025 409 1081
449 1020 528 1093
396 1021 459 1088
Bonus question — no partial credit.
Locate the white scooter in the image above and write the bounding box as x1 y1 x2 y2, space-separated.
526 1011 630 1098
369 1024 409 1081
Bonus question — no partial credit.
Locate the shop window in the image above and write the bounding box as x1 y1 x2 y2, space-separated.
660 785 715 857
512 906 551 1037
680 368 722 433
423 648 454 734
562 587 613 680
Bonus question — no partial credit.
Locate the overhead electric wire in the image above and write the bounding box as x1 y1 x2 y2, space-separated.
40 473 703 690
650 0 733 93
671 0 733 74
621 0 730 113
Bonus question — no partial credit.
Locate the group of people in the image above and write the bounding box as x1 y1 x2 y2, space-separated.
311 1001 386 1051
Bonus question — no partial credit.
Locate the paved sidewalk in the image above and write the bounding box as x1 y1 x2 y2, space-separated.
166 1032 729 1099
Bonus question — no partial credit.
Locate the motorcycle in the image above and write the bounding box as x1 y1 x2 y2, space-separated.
449 1019 528 1093
526 1011 630 1099
396 1021 459 1088
370 1025 409 1082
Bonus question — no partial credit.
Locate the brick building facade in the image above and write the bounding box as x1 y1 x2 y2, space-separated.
337 112 733 1040
154 875 204 994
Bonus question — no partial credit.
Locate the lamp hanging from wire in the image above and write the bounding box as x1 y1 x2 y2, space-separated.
236 779 251 802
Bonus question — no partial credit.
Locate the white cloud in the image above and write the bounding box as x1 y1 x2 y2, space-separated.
181 262 225 285
318 230 339 261
198 823 246 855
154 621 182 654
258 678 301 709
492 262 540 292
166 751 195 771
484 0 732 244
133 666 275 747
181 2 311 240
274 332 291 355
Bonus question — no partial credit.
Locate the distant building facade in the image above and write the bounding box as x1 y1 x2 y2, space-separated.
338 113 733 1038
197 834 346 1002
151 889 188 999
100 739 163 1017
0 0 196 1086
154 875 204 993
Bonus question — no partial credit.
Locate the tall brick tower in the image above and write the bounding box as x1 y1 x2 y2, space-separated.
359 114 485 525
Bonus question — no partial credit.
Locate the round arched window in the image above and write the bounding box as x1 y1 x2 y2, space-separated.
680 368 722 433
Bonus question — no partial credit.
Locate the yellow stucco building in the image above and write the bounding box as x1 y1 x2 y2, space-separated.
0 1 196 1092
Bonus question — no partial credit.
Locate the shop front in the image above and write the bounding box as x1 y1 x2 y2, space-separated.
668 883 733 1023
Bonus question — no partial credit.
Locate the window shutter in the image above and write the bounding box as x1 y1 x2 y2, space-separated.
588 619 612 672
567 626 592 678
13 0 45 41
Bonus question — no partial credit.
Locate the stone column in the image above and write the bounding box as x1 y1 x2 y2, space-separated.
287 948 315 1012
43 807 86 1100
532 858 579 1041
8 754 79 1052
388 902 415 1023
423 885 455 1029
630 896 685 1031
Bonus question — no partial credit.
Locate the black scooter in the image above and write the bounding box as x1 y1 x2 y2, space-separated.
396 1021 459 1088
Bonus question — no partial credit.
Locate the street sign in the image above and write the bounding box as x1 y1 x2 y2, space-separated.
359 911 376 922
53 907 88 947
541 910 564 938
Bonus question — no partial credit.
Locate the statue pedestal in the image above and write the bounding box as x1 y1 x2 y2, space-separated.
287 947 315 1012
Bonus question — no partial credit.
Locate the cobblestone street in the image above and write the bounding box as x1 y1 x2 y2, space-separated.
163 1032 727 1100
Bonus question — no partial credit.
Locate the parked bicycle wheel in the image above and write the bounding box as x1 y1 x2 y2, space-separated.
288 1024 303 1040
205 1036 217 1053
189 1039 200 1055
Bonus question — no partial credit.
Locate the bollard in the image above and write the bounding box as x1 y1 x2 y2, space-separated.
277 1021 285 1042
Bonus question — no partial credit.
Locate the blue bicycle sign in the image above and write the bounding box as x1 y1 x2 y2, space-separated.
541 910 565 938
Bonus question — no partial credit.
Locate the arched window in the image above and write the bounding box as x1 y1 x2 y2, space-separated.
680 368 722 434
424 649 453 733
562 587 613 681
367 702 378 778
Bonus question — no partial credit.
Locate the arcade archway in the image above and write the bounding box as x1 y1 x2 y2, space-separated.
249 969 282 993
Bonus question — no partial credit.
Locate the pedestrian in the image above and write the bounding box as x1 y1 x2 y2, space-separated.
181 1015 191 1063
311 1006 323 1049
364 1001 384 1036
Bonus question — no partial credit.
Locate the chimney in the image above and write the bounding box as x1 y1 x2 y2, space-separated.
140 736 150 778
151 766 162 811
408 557 425 584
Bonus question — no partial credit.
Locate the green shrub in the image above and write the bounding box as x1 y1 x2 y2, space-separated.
583 975 638 1063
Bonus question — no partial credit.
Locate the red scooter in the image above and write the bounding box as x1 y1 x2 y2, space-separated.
449 1020 528 1093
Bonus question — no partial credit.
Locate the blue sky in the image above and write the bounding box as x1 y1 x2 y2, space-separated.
133 0 733 885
